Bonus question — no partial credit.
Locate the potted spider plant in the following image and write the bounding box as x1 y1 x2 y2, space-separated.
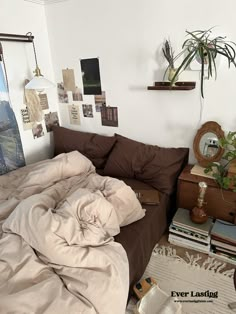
171 28 236 97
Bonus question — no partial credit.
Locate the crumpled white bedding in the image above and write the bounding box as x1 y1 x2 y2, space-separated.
0 151 145 314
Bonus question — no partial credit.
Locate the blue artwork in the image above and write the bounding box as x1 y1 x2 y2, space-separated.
0 62 25 175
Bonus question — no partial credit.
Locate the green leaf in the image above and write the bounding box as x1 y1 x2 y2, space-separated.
199 46 205 98
170 49 197 84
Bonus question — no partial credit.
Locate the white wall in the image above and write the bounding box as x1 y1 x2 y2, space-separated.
43 0 236 163
0 0 57 164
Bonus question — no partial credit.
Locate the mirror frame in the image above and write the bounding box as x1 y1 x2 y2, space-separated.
193 121 225 167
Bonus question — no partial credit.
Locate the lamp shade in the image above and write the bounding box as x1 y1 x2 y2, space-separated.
25 75 55 91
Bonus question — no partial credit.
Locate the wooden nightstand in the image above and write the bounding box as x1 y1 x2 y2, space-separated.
177 164 236 224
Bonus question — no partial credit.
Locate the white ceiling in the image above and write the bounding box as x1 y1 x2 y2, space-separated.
24 0 69 5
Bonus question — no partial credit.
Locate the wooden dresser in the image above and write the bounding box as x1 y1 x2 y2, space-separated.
177 164 236 224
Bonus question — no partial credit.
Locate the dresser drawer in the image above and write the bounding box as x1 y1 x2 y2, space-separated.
177 165 236 224
177 180 236 223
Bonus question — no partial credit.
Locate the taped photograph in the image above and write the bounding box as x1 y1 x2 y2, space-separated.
82 104 93 118
44 111 60 132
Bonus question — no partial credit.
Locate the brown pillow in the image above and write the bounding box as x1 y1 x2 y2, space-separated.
52 126 117 168
103 134 189 194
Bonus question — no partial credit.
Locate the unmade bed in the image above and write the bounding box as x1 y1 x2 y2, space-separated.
0 127 189 313
0 152 146 314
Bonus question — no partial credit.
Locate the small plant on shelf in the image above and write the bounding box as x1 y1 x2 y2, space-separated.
171 28 236 97
162 39 175 69
162 39 179 83
204 131 236 191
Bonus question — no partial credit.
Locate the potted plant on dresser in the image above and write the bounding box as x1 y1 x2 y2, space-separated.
205 131 236 191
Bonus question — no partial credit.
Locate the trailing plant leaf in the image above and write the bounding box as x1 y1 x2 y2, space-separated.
172 28 236 97
204 131 236 190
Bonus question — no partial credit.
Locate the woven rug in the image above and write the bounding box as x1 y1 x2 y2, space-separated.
126 245 236 314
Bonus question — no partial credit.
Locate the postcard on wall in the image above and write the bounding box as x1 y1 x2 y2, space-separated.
62 69 76 92
82 104 93 118
68 104 80 125
39 93 49 110
80 58 102 95
20 107 33 130
57 82 69 103
32 123 44 139
24 89 43 122
101 106 118 127
72 86 83 101
95 91 106 112
44 111 60 132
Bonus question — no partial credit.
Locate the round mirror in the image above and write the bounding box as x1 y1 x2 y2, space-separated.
199 132 219 158
193 121 225 167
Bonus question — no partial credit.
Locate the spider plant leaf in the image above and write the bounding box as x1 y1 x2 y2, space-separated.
174 49 185 60
170 49 197 84
225 46 232 67
224 44 236 63
182 50 198 70
211 52 217 79
182 38 193 49
199 46 205 98
163 66 170 81
211 50 231 59
186 30 205 44
205 49 213 79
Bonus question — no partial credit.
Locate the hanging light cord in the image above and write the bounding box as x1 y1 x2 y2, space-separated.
26 32 40 74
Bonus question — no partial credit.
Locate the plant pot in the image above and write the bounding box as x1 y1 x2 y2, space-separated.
168 68 178 85
190 206 208 224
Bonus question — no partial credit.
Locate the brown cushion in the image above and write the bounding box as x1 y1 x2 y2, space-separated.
103 134 189 194
52 126 116 168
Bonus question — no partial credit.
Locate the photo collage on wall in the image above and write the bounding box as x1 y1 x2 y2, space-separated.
21 80 60 140
57 58 118 127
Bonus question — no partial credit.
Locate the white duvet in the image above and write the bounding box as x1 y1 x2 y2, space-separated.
0 151 145 314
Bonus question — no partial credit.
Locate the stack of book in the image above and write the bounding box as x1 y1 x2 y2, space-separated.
168 208 213 254
190 164 214 179
209 220 236 265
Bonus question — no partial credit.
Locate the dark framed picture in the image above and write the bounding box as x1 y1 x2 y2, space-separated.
80 58 102 95
101 106 118 127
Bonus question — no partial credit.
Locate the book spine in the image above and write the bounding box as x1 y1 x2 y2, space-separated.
169 230 210 246
211 245 236 256
211 235 236 246
211 232 236 245
211 239 236 252
173 222 209 236
209 250 236 266
168 234 210 252
170 224 210 243
169 237 210 254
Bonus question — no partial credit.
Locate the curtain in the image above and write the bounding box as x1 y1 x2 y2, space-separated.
0 61 25 175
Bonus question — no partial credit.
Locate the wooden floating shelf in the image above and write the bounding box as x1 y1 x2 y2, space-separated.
148 81 196 91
